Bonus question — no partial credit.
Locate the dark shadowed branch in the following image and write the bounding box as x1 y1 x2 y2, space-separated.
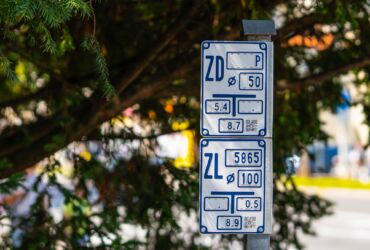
278 57 370 91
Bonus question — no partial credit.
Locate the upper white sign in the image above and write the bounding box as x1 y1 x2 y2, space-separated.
201 41 273 137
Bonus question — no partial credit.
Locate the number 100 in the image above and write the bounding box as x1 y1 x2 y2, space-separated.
238 170 262 187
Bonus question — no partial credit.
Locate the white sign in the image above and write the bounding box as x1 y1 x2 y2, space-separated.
199 138 272 234
201 41 273 137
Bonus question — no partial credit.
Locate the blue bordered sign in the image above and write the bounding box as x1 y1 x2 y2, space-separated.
201 41 273 137
199 138 272 234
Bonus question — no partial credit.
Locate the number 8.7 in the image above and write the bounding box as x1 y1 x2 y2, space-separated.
227 121 240 130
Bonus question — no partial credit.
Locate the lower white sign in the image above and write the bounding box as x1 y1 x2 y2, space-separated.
199 138 272 234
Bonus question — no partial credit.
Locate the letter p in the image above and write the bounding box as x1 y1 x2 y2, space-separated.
255 55 261 67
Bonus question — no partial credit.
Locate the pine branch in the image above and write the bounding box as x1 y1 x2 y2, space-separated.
81 35 115 98
0 56 17 81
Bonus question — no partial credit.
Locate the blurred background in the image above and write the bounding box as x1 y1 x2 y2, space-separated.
0 0 370 249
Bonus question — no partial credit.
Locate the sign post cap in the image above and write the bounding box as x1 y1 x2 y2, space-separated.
242 20 276 36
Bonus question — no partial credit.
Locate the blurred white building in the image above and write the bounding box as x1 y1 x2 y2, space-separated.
319 74 369 178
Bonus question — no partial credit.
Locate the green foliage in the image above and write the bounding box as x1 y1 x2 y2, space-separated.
0 0 89 53
273 177 333 249
44 134 66 152
0 56 17 81
0 159 23 194
0 0 114 98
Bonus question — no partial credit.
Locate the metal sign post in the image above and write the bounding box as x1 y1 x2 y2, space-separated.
242 20 275 250
199 20 275 250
